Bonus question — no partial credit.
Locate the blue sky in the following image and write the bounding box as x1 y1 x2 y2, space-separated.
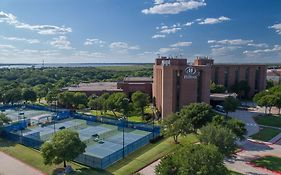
0 0 281 63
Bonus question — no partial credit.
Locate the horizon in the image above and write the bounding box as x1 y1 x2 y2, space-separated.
0 0 281 63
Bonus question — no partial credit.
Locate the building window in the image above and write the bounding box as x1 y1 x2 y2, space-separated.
245 67 249 82
214 67 219 84
175 70 181 112
255 67 260 92
235 68 239 84
197 70 202 102
224 68 229 88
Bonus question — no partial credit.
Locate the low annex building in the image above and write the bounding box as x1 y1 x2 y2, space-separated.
153 57 267 119
63 77 153 97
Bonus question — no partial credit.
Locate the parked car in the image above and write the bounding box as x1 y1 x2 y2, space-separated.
215 105 225 113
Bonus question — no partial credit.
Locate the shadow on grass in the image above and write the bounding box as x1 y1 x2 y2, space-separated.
52 167 112 175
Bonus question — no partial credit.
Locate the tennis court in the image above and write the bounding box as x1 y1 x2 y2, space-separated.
1 105 160 169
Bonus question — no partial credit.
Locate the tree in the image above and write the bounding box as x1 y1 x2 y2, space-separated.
155 144 228 175
179 103 212 133
107 92 128 118
210 82 226 93
33 84 48 103
222 96 240 117
41 129 86 168
3 88 22 105
266 80 275 89
131 91 149 119
73 92 87 109
22 88 37 102
199 124 237 157
230 80 250 99
46 90 59 104
0 113 11 126
212 115 247 140
275 93 281 114
256 95 277 114
58 91 76 108
161 113 192 144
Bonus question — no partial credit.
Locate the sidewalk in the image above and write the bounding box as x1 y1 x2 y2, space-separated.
0 152 45 175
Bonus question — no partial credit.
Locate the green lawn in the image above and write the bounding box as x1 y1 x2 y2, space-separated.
108 134 198 175
0 138 109 175
251 156 281 172
229 171 243 175
0 134 199 175
250 127 281 141
254 115 281 128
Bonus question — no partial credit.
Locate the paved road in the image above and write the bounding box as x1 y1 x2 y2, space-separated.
228 110 262 137
0 152 44 175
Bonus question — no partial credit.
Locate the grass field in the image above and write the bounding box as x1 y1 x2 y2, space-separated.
251 156 281 172
250 127 281 141
0 134 198 175
254 115 281 128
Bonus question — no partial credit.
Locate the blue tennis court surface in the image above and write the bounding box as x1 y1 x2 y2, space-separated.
1 105 160 169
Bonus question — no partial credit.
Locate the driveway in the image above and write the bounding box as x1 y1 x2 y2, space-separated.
228 110 262 137
0 152 44 175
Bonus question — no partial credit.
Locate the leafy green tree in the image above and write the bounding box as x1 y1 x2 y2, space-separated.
41 129 86 168
33 84 48 103
222 96 240 117
155 144 228 175
212 115 247 140
179 103 212 133
58 91 76 108
210 82 226 93
46 90 59 104
266 80 275 89
22 88 37 102
161 113 192 144
3 88 22 105
0 113 11 126
231 80 250 99
73 92 87 108
107 92 128 118
199 124 237 157
131 91 149 119
256 95 277 114
99 93 110 114
275 93 281 114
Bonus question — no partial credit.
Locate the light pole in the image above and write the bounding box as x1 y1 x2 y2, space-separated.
119 116 127 158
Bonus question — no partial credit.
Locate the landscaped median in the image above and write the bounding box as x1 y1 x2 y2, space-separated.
250 156 281 174
250 127 281 142
254 114 281 128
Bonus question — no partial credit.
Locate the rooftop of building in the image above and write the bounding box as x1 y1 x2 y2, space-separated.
123 76 153 82
267 69 281 76
64 82 122 92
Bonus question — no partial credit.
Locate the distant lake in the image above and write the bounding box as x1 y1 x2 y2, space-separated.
0 63 150 69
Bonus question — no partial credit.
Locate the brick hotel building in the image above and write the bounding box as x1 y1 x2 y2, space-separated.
153 57 267 119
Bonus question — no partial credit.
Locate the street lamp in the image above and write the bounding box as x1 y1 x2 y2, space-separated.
119 116 127 158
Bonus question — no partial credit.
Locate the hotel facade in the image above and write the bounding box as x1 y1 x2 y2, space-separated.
153 57 267 119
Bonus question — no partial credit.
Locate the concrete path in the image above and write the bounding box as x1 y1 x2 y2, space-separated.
139 159 161 175
226 140 281 175
0 152 44 175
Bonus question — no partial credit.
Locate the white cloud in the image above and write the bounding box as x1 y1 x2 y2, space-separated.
184 21 193 26
170 41 192 47
109 42 140 52
160 26 181 34
75 51 106 58
1 36 40 44
50 36 72 50
0 44 15 49
152 34 166 39
208 39 253 45
243 45 281 56
0 11 72 35
211 46 241 56
142 0 206 15
158 47 180 54
84 38 105 46
269 23 281 35
154 0 164 4
247 43 269 48
198 16 230 25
